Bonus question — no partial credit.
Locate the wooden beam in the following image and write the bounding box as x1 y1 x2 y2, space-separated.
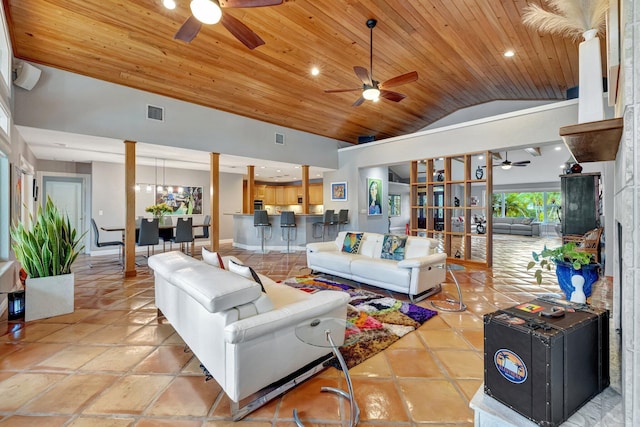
210 152 220 252
124 140 136 277
247 165 255 214
301 165 309 214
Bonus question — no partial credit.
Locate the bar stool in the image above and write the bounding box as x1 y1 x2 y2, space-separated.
254 210 271 254
313 209 335 241
337 209 349 231
280 211 297 253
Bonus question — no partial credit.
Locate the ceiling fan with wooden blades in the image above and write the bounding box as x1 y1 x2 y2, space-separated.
173 0 282 50
325 19 418 106
485 152 531 170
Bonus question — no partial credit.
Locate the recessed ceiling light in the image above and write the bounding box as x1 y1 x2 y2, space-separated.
276 169 281 172
260 166 266 169
559 164 565 169
311 67 320 76
294 166 300 169
162 0 176 9
504 50 515 57
555 146 562 151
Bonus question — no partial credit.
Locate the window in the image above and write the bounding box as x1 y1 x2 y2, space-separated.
492 191 561 223
388 194 401 216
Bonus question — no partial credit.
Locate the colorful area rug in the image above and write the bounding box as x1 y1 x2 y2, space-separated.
282 275 438 369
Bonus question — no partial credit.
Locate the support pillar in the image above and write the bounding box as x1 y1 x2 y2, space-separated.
124 140 136 277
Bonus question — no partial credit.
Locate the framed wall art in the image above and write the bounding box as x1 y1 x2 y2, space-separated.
331 182 347 201
367 177 382 216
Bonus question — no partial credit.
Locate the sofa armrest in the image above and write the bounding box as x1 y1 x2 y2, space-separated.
306 242 339 253
224 290 350 344
531 223 541 235
397 253 447 268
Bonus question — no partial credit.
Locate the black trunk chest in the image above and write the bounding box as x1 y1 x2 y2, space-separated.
483 297 609 426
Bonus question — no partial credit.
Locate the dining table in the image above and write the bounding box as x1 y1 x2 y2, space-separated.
101 221 207 256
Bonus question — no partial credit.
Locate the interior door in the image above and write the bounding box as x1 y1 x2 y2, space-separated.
42 177 86 253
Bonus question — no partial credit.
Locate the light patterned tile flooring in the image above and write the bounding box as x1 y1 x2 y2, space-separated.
0 235 613 426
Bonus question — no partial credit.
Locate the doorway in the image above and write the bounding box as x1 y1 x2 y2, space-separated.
42 176 88 254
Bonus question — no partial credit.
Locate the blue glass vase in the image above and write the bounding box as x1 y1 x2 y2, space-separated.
555 261 600 299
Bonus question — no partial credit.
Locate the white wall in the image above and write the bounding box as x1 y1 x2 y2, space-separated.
13 65 340 170
388 182 410 232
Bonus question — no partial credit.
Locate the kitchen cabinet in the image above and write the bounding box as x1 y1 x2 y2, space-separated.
309 184 323 205
274 186 286 205
264 186 276 205
284 186 298 205
255 185 266 200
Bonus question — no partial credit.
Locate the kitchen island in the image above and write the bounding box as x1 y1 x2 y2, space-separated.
230 213 336 252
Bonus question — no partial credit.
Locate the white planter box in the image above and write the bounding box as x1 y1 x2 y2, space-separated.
25 273 74 321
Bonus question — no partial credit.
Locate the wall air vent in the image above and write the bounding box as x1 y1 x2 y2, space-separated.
146 104 164 122
275 132 285 145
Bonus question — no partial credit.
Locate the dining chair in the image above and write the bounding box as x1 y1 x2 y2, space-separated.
90 218 124 267
136 218 160 261
194 214 211 240
158 216 174 252
170 217 194 255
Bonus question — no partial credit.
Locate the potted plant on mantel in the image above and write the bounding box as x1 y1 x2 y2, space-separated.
10 196 86 321
527 242 600 302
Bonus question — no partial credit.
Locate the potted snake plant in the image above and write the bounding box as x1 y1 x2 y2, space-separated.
10 196 86 321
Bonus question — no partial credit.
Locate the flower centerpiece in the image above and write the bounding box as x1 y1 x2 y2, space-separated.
145 203 173 218
527 242 600 300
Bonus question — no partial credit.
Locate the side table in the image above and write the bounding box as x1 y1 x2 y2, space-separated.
294 317 360 427
431 263 467 312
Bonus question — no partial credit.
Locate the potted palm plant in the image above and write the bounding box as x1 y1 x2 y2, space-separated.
10 196 86 321
527 242 600 300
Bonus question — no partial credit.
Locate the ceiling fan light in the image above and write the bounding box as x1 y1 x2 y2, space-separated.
162 0 176 10
501 164 512 170
362 87 380 101
190 0 222 25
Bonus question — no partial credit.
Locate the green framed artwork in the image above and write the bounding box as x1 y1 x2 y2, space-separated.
367 178 382 216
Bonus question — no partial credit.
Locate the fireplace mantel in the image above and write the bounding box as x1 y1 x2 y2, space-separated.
559 118 623 163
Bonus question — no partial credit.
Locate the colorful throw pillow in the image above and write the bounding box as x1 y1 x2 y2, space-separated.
202 247 225 269
381 234 407 261
341 232 363 254
228 260 266 292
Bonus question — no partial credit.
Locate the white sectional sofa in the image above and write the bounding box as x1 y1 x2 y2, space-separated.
306 231 446 302
148 251 350 419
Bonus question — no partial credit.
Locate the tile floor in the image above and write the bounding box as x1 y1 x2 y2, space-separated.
0 234 612 426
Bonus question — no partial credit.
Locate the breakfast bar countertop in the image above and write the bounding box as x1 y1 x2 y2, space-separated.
230 213 338 251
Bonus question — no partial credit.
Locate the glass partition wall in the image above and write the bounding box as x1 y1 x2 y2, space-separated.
410 151 492 267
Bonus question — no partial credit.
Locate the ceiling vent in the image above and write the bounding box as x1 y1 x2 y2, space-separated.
146 104 164 122
275 132 285 145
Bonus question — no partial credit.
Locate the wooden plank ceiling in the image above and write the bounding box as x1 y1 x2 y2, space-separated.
3 0 586 144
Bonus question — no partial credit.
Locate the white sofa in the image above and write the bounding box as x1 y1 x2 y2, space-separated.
148 251 350 419
306 231 446 302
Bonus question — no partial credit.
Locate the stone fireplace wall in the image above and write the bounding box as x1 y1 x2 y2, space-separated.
614 0 638 424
